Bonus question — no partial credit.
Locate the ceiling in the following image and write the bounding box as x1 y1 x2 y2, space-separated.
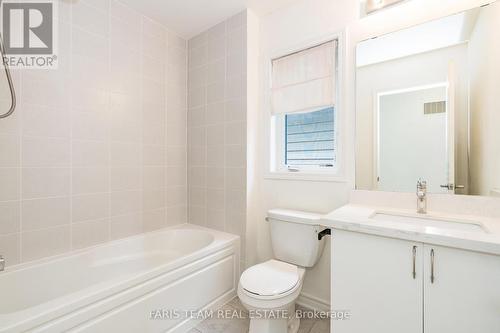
119 0 300 39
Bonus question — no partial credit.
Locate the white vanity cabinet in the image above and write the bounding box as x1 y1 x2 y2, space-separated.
423 245 500 333
332 230 500 333
332 230 423 333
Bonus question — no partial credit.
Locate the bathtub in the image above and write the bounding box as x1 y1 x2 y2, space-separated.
0 225 240 333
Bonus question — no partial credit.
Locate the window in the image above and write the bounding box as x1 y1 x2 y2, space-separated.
285 107 336 167
269 40 339 175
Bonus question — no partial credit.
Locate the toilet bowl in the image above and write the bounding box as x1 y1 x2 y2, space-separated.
237 209 328 333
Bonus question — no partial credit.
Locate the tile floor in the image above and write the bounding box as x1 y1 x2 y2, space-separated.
189 298 330 333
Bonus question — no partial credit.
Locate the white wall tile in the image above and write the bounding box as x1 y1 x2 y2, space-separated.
72 2 109 37
72 167 108 195
143 17 166 39
22 105 70 138
206 167 225 189
143 208 166 232
207 124 225 146
0 168 20 201
207 37 227 62
187 12 246 241
72 218 109 249
110 212 142 239
110 167 142 191
0 201 20 235
21 226 71 262
22 168 70 199
167 166 187 186
167 205 187 225
167 186 187 206
143 145 166 166
0 1 189 267
207 189 225 211
0 234 20 266
189 187 207 206
207 209 225 231
0 135 20 167
110 190 142 217
143 190 165 210
73 140 108 167
22 197 70 231
22 136 70 167
72 193 109 223
110 0 140 25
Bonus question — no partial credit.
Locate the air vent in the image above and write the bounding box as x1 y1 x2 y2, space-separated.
424 101 446 115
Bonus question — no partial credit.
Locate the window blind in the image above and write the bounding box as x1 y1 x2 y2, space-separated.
272 40 337 115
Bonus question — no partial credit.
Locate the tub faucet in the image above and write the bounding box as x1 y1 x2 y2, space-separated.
0 255 4 272
417 179 427 214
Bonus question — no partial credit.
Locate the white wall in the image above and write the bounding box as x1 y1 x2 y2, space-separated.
469 1 500 196
356 44 469 192
251 0 493 308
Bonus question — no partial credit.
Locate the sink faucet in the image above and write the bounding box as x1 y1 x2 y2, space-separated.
417 179 427 214
0 255 4 272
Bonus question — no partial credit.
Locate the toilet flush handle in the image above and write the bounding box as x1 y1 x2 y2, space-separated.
318 229 331 241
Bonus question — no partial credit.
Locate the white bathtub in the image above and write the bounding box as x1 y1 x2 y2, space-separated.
0 225 240 333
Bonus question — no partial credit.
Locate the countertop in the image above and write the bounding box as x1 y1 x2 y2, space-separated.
321 204 500 256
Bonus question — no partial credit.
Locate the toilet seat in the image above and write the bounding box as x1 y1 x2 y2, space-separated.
240 260 300 297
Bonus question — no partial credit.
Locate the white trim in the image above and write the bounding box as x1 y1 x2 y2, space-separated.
263 30 347 182
296 292 331 312
264 172 348 183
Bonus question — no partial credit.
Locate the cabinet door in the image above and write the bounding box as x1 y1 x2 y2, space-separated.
424 245 500 333
331 230 423 333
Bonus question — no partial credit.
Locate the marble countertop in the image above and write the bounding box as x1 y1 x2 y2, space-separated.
321 204 500 256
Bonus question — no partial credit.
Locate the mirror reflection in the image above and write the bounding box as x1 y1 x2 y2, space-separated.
356 1 500 196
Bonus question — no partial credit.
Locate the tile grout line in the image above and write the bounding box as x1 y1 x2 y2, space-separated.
69 3 74 251
106 0 112 242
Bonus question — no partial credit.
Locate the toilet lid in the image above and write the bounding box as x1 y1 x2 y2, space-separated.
240 260 299 296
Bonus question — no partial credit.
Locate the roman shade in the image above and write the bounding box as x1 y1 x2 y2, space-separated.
271 40 337 115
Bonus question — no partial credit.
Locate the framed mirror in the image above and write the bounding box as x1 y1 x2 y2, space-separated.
355 1 500 197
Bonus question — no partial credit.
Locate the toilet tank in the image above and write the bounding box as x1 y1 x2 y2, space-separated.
267 209 328 268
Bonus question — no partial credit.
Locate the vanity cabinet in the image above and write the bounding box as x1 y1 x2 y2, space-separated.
423 245 500 333
332 230 423 333
332 230 500 333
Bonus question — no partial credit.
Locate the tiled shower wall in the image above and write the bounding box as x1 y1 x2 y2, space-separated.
0 0 188 266
187 13 247 258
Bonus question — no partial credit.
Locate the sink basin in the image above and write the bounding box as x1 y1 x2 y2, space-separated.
371 213 487 233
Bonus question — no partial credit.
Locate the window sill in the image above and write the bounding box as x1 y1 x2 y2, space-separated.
264 171 348 183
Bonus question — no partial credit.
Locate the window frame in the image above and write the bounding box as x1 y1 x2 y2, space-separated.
264 32 347 182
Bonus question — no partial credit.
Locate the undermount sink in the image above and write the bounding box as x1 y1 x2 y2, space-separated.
371 212 488 233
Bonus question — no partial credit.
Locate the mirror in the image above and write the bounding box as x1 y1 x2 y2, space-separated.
355 1 500 197
0 35 16 119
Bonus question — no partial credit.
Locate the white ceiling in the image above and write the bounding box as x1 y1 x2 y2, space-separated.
119 0 299 39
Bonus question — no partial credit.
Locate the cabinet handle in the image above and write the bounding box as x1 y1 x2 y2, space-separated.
412 246 417 279
430 249 435 284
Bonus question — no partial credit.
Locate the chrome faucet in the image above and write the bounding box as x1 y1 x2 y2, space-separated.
417 179 427 214
0 255 5 272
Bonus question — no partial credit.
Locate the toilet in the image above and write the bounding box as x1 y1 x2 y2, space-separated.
238 209 328 333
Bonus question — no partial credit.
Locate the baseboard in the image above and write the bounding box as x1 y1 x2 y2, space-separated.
296 292 330 312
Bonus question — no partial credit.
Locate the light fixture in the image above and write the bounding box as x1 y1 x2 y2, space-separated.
365 0 406 14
